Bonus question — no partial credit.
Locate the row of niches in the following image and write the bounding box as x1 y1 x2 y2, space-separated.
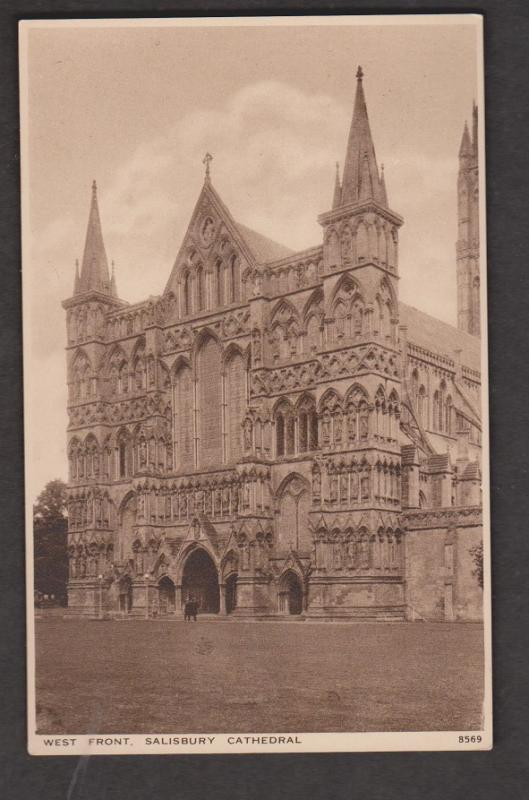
262 274 397 365
68 494 116 530
312 529 403 573
68 478 271 532
68 349 171 403
68 543 113 579
67 386 402 484
325 461 402 508
323 217 399 272
68 431 173 483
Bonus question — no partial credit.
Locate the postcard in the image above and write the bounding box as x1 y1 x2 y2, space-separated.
20 14 491 755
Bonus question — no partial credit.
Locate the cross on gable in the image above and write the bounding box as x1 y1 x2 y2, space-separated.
202 152 213 179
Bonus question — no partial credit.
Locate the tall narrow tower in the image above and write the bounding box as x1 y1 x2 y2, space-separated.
456 103 480 336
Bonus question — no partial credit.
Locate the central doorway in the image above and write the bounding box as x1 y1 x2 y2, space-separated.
182 549 220 614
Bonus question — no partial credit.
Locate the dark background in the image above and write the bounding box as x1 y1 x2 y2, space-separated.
1 1 528 798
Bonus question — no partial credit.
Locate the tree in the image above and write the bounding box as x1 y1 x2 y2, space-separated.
33 479 68 605
469 541 484 589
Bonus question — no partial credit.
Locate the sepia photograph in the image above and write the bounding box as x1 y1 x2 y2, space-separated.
20 14 491 755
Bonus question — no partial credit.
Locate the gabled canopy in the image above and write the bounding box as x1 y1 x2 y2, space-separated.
164 178 292 295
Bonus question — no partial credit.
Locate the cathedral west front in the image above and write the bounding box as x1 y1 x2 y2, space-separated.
63 68 484 622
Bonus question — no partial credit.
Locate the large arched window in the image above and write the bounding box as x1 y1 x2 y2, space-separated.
433 391 441 432
197 336 223 467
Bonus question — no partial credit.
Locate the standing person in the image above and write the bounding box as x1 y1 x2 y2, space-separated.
184 597 191 621
190 596 198 622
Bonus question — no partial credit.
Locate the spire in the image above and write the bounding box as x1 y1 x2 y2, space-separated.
79 180 111 294
110 260 117 298
459 121 471 159
340 66 386 207
73 259 80 295
332 162 342 209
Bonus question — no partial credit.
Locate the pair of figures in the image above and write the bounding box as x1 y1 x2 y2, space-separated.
184 596 198 621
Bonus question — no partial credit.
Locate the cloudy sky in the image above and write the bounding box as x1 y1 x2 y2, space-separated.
21 17 480 499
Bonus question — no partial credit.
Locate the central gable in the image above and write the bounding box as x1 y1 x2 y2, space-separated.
164 181 294 305
164 180 258 300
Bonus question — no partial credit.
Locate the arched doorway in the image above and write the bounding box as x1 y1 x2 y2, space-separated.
182 549 220 614
158 576 176 615
118 576 133 614
225 574 238 614
280 571 303 616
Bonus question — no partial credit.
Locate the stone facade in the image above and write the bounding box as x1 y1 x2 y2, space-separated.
62 69 484 621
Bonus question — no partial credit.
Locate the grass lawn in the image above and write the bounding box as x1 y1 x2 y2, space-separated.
35 618 484 734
